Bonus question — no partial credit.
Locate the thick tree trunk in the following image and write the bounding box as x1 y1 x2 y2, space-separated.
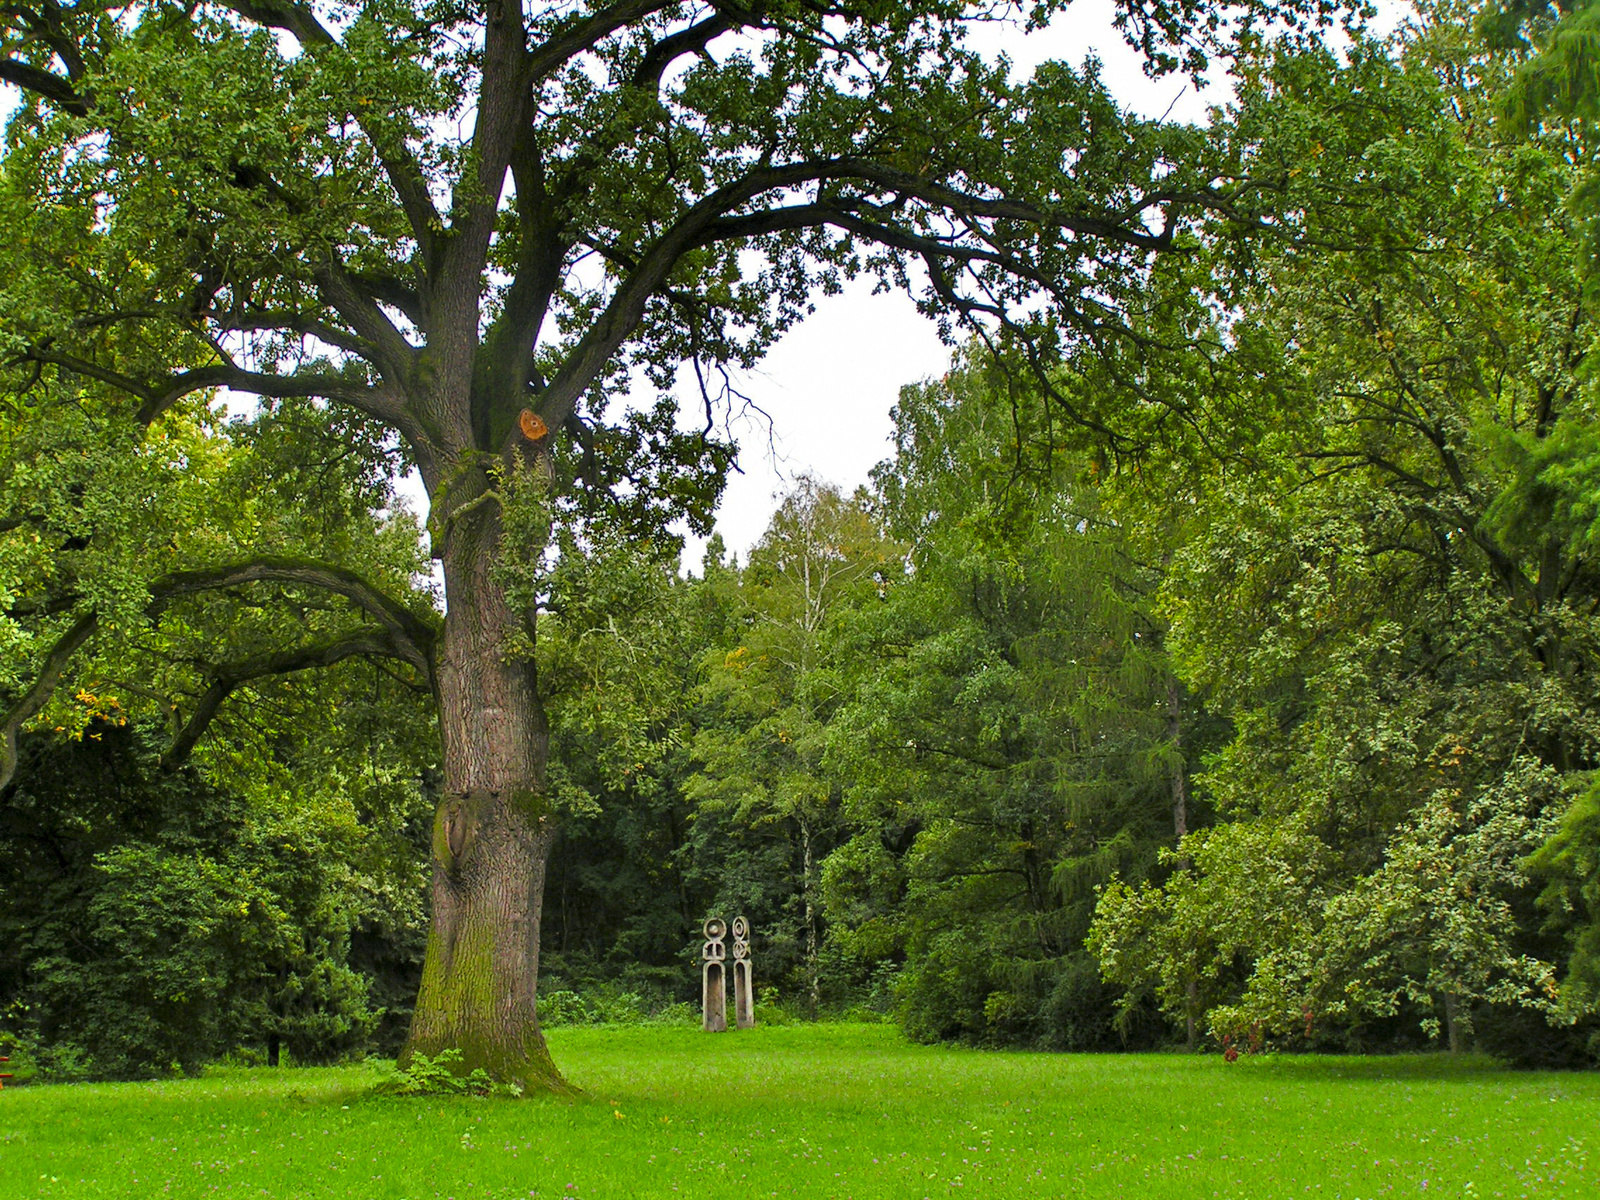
401 501 569 1092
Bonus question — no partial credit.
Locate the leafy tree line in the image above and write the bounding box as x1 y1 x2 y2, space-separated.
1086 9 1600 1064
457 452 1203 1051
9 0 1600 1079
0 388 1221 1072
528 4 1600 1063
0 0 1347 1089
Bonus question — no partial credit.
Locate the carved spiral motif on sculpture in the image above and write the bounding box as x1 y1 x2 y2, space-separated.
731 916 748 941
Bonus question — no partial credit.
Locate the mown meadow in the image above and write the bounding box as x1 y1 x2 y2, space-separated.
2 1025 1595 1199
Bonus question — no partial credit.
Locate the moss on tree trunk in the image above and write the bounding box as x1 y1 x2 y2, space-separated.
401 498 570 1093
402 797 568 1091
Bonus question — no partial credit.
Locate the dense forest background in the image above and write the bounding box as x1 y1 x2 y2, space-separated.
6 4 1600 1078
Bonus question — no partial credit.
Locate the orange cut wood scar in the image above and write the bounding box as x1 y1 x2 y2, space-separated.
519 409 549 440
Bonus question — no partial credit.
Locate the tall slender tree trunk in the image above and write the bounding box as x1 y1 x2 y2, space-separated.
801 816 819 1019
1169 676 1197 1051
401 498 568 1091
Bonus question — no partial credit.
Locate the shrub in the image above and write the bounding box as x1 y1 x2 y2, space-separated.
376 1049 522 1098
648 1002 698 1025
537 990 594 1026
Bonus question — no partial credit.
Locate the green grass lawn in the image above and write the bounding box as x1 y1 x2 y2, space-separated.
1 1024 1596 1199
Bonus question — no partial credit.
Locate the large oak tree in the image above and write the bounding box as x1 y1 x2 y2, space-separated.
0 0 1328 1088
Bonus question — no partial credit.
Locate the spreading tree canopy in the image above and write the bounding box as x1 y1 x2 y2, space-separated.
1 0 1344 1088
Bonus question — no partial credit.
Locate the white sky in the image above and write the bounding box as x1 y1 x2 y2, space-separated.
679 0 1228 565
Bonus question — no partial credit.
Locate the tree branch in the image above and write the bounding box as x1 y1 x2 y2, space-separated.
309 263 421 383
22 348 413 430
631 5 747 88
525 0 675 82
437 0 530 304
549 3 753 208
528 160 836 438
151 558 438 676
161 630 412 767
220 0 442 259
713 157 1187 251
213 311 373 359
527 152 1187 443
0 613 99 792
348 271 426 327
0 55 88 116
0 555 439 791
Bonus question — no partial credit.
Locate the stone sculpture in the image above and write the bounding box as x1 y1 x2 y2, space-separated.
702 917 728 1032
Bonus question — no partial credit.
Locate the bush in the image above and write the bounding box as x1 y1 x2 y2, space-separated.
590 989 648 1024
537 990 595 1026
537 986 699 1027
376 1049 521 1097
0 1023 40 1086
23 839 381 1078
1472 1003 1600 1069
841 1005 886 1024
1040 956 1163 1051
896 935 999 1044
649 1002 698 1025
1 725 422 1080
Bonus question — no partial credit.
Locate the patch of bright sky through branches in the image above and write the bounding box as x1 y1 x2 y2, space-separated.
688 0 1225 565
0 0 1409 568
687 0 1411 566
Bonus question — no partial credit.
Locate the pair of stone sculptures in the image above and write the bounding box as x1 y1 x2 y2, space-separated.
701 916 754 1031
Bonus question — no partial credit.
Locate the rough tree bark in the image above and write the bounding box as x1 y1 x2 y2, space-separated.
400 490 568 1091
